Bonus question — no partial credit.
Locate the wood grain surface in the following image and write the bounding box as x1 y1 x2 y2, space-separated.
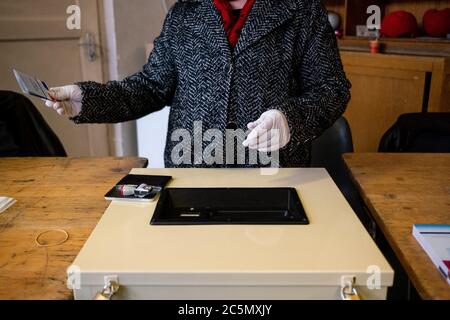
344 153 450 300
0 157 148 300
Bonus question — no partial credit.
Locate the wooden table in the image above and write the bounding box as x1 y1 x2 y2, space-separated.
344 153 450 300
0 157 148 300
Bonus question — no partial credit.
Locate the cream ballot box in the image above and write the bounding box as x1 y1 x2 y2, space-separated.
69 168 393 300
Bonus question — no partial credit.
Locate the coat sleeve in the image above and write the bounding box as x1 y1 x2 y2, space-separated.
273 0 351 149
72 7 177 124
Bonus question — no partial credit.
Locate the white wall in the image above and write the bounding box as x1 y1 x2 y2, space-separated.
103 0 173 166
137 107 170 168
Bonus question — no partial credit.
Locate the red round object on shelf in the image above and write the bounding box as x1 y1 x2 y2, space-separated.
423 9 450 38
381 11 418 38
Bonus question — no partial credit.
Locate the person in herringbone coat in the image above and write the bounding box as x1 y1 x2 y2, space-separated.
46 0 351 168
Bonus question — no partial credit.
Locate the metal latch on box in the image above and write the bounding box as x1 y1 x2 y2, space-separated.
94 277 120 300
341 276 362 300
92 276 361 300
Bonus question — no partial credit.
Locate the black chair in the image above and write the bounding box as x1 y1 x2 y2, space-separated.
311 117 354 187
379 113 450 153
0 91 66 157
311 118 368 227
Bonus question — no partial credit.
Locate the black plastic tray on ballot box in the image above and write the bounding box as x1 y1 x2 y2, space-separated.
151 188 309 225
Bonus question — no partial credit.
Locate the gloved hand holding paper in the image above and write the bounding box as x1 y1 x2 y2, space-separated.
13 69 81 117
45 85 83 117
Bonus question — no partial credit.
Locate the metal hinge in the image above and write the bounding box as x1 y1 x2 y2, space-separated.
79 32 98 62
341 276 362 300
94 276 120 300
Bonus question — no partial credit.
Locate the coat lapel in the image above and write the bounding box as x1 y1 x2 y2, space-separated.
234 0 299 57
195 0 232 59
187 0 299 58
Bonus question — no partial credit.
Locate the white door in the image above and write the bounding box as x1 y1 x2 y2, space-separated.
0 0 109 156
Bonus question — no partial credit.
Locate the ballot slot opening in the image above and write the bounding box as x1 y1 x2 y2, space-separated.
151 188 309 225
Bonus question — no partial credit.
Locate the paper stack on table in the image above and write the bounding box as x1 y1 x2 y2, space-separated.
413 224 450 285
0 197 16 214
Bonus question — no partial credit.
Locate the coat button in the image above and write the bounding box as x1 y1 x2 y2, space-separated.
226 122 238 130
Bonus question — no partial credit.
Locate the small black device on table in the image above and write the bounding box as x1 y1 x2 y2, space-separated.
105 174 172 202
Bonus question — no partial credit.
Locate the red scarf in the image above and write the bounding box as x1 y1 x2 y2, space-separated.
213 0 256 48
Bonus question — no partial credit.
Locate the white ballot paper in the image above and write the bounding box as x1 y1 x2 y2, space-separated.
13 69 51 100
0 197 16 214
13 69 72 115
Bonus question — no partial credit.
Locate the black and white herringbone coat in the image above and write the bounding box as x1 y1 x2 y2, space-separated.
73 0 351 168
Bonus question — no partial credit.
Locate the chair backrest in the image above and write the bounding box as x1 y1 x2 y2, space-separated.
379 113 450 153
310 118 372 231
0 90 67 157
310 117 354 194
311 117 362 214
311 117 354 168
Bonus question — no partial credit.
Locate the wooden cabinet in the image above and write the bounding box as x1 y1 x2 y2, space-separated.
341 52 450 152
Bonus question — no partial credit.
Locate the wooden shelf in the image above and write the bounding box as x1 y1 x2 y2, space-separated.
338 36 450 57
323 0 450 57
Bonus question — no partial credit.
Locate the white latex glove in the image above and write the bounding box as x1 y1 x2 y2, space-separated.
45 85 82 117
243 110 291 152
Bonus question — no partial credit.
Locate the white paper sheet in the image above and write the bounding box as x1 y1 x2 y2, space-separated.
0 197 16 214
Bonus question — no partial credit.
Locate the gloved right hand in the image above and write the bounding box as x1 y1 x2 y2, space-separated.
45 85 83 117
